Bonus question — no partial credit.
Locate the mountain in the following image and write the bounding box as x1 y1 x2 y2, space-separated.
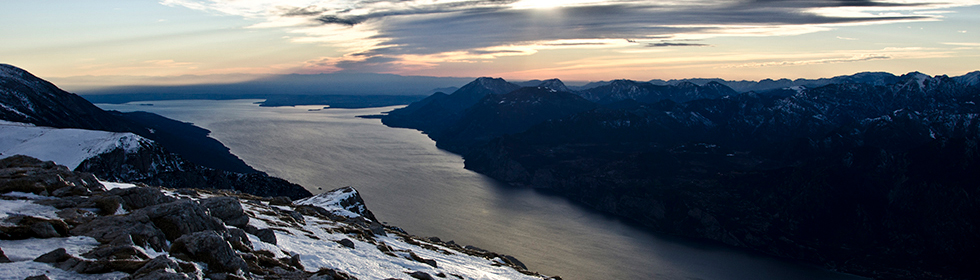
76 72 472 107
0 64 147 134
381 77 521 133
384 71 980 280
577 79 737 104
0 64 309 198
0 155 555 280
435 87 597 153
0 63 253 173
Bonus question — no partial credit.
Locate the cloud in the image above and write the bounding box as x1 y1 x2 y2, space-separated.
162 0 980 71
646 42 710 47
727 54 892 68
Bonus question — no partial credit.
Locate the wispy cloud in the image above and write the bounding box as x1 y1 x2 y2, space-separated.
646 42 710 47
160 0 980 72
727 54 892 68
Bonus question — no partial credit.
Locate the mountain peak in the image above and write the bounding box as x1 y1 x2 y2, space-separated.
536 78 570 92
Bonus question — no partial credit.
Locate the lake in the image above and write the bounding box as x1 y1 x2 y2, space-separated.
98 100 866 280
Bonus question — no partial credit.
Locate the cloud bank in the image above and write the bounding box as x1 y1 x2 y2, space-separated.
161 0 980 72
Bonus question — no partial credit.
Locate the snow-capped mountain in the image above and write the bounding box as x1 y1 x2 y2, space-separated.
0 156 554 280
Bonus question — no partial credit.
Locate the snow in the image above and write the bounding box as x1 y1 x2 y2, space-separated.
0 179 546 280
0 236 101 262
294 187 364 219
0 196 60 220
0 261 128 280
0 120 149 170
99 181 138 190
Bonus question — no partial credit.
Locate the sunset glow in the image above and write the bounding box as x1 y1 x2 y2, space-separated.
2 0 978 88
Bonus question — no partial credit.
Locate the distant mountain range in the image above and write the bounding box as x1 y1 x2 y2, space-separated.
0 63 310 199
75 72 473 107
380 71 980 280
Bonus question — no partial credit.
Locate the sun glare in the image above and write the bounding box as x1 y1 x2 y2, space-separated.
511 0 603 9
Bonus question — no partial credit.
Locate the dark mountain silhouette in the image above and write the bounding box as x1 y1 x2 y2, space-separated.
383 72 980 280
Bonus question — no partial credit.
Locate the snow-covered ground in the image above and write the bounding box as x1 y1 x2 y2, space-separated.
1 183 550 280
0 120 148 170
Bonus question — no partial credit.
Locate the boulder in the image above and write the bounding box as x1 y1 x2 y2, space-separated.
0 155 104 196
268 196 292 206
70 211 169 251
223 227 253 252
408 271 435 280
245 225 277 245
169 230 248 274
199 197 249 228
125 255 199 280
82 245 151 261
107 187 175 210
336 238 355 249
0 216 70 239
139 200 225 240
0 247 10 263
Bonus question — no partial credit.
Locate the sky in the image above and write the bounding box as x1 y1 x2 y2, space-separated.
2 0 980 88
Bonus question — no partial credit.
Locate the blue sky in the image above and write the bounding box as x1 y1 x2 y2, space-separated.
2 0 979 87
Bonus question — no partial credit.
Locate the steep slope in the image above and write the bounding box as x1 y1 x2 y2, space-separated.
0 156 555 280
0 64 145 133
461 72 980 279
0 120 148 170
0 63 254 173
0 64 308 198
381 77 520 135
435 87 597 153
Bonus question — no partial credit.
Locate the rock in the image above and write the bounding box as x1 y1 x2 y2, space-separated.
408 271 435 280
281 209 305 224
408 251 437 268
33 248 71 263
56 208 97 226
70 212 169 251
309 268 355 280
81 245 150 261
336 238 355 249
223 227 253 252
0 155 104 196
91 195 123 215
24 275 51 280
245 225 277 245
0 216 70 239
199 197 249 228
107 187 175 210
269 196 292 206
1 247 11 263
501 255 527 270
139 200 225 240
132 255 180 275
169 230 248 274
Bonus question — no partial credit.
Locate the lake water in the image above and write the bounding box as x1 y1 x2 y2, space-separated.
99 100 866 280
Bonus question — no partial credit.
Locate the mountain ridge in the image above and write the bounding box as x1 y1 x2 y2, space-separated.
381 71 980 280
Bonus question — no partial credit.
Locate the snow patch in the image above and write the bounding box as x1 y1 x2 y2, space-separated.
0 120 150 169
294 187 364 219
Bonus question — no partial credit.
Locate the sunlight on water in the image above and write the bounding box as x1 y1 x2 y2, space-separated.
98 100 867 280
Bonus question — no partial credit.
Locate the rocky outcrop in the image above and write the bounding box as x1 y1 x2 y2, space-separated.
0 156 555 280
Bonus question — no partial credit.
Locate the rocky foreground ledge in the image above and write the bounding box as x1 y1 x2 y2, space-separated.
0 155 558 280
